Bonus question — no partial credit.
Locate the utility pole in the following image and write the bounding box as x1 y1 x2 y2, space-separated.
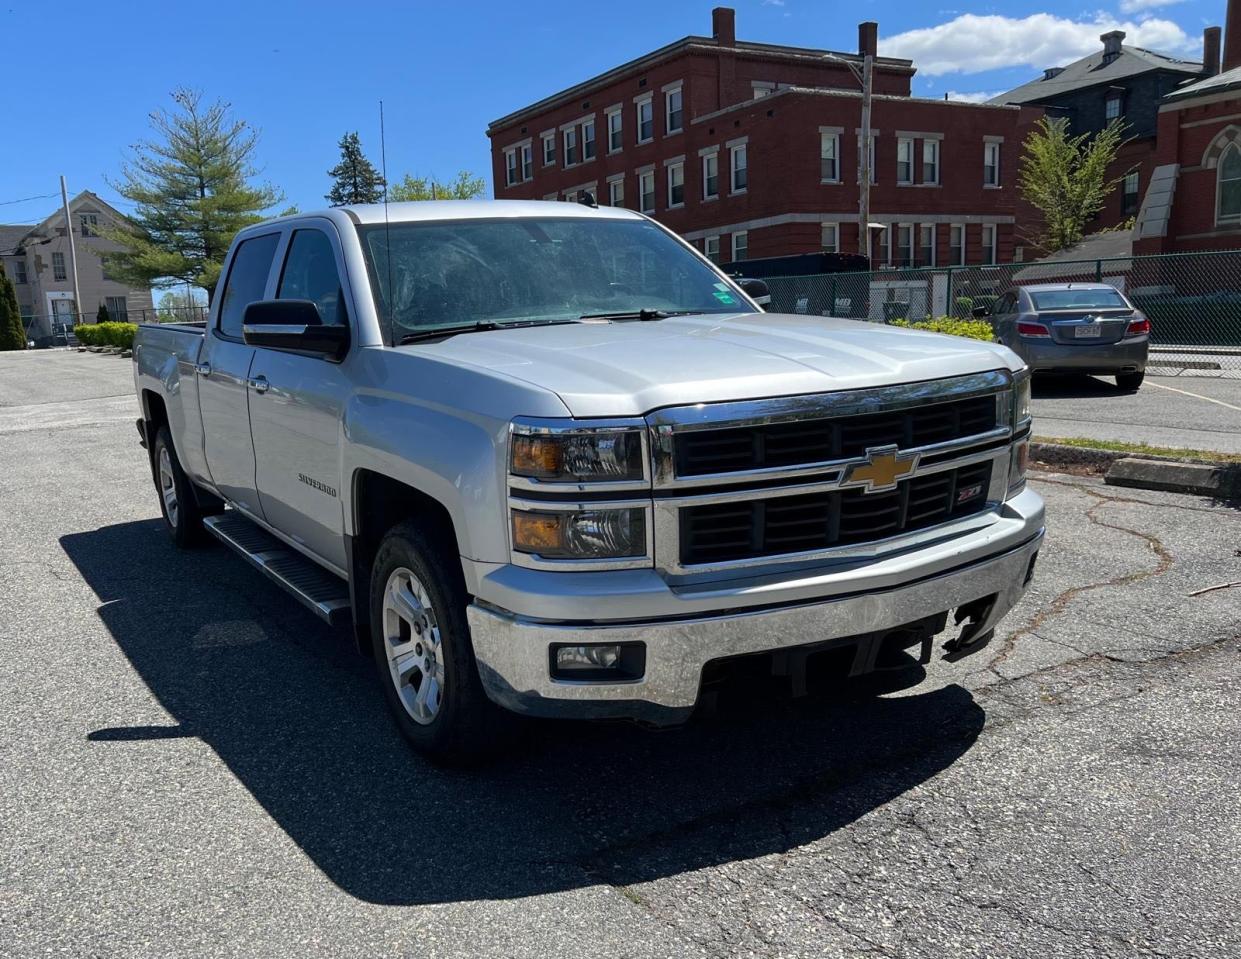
59 176 83 326
858 52 873 260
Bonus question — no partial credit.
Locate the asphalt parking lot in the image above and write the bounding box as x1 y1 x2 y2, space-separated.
2 350 1239 958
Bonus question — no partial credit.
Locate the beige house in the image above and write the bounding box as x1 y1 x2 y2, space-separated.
0 191 154 342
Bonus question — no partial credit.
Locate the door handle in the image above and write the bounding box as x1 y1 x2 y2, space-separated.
194 361 212 376
248 375 270 394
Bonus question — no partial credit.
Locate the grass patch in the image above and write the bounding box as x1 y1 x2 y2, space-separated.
1034 435 1241 464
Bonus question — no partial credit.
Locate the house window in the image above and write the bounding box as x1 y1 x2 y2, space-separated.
636 97 653 143
105 296 128 321
922 140 940 185
730 142 747 193
607 109 622 152
821 222 839 253
665 85 683 134
582 119 596 161
896 224 913 267
543 133 556 166
919 224 935 267
1218 144 1241 222
1105 95 1123 121
13 258 27 284
1122 171 1140 216
667 161 685 207
702 151 719 199
731 231 748 262
981 224 997 264
564 127 579 166
984 141 1001 187
639 170 655 213
821 132 839 182
950 224 965 265
520 144 533 181
896 138 913 185
608 177 624 208
504 148 518 186
80 214 98 238
704 235 720 264
53 251 67 281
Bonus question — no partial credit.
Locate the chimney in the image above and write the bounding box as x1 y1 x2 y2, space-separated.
1226 0 1241 72
1204 26 1222 77
859 21 878 60
1101 30 1125 63
712 7 735 47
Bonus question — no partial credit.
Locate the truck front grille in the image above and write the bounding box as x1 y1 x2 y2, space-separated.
678 461 993 566
674 395 997 477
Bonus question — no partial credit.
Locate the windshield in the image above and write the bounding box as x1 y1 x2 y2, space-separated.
357 216 754 343
1031 288 1129 311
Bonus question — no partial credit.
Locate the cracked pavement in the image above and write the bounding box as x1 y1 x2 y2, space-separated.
2 350 1239 958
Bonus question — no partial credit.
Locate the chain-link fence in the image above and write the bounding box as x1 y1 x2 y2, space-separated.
20 306 208 348
762 250 1241 374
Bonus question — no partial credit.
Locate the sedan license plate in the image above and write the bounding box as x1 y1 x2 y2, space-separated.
1073 324 1102 339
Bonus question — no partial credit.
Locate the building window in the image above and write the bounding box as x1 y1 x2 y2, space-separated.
984 141 1001 187
80 214 98 238
665 85 683 134
1105 95 1123 121
821 132 839 182
667 160 685 207
731 231 748 262
13 258 27 284
730 142 747 193
950 224 965 266
564 127 579 166
896 224 913 267
919 224 935 267
504 148 518 186
105 296 128 321
752 81 775 99
896 138 913 185
608 177 624 208
582 119 596 161
821 222 839 253
53 251 67 281
543 133 556 166
702 151 719 199
520 144 533 181
607 109 622 152
704 235 720 264
636 97 653 143
981 224 997 264
639 170 655 213
1122 171 1140 216
1218 144 1241 222
922 140 939 185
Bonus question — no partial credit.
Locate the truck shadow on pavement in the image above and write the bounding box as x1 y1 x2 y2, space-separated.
62 520 985 906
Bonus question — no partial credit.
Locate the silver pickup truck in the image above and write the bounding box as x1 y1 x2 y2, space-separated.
133 200 1044 761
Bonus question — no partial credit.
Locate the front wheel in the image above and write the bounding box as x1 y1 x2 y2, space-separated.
369 520 508 764
1116 370 1145 391
152 426 207 547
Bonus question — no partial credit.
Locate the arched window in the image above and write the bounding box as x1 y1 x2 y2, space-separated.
1218 144 1241 223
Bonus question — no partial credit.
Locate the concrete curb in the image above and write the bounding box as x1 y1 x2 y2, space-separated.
1105 458 1241 499
1029 442 1124 471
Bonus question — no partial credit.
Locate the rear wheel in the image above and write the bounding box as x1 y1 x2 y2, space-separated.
152 426 207 547
1116 370 1144 391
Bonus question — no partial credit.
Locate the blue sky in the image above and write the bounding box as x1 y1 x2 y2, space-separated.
0 0 1226 221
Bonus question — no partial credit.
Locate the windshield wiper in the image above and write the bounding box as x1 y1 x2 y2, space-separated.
398 318 578 345
579 308 700 321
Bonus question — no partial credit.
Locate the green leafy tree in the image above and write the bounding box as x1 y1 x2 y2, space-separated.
103 88 283 303
0 273 25 350
1019 116 1129 253
96 303 110 324
326 132 385 205
388 171 486 201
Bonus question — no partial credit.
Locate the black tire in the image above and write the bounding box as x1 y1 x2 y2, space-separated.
1116 370 1145 391
152 426 207 548
368 520 508 764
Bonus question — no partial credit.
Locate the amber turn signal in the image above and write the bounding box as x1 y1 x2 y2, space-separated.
512 510 564 552
511 435 562 478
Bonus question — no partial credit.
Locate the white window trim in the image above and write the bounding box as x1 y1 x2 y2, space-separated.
606 106 623 154
983 139 1002 189
563 127 579 168
820 128 841 184
638 167 656 214
635 94 654 145
665 156 685 209
704 234 721 263
701 148 720 201
821 221 839 253
981 223 998 264
949 223 966 266
922 139 940 186
519 143 533 181
540 130 556 166
896 137 914 186
1218 144 1241 223
895 223 914 268
663 81 684 136
752 80 776 100
607 173 624 208
728 138 749 195
731 230 748 261
503 147 518 187
919 223 936 267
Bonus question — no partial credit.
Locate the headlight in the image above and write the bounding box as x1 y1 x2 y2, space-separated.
1008 439 1029 498
511 507 646 559
510 426 645 482
1012 369 1032 428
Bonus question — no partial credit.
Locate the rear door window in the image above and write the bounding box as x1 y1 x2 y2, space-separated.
277 229 348 326
217 233 280 338
1031 288 1127 311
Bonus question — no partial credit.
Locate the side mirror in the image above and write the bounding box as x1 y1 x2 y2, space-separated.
737 277 771 310
971 305 990 319
242 300 349 361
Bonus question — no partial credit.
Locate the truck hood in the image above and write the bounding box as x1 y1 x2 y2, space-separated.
399 313 1022 417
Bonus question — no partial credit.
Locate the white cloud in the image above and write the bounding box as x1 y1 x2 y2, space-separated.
762 0 786 5
881 13 1197 76
943 90 1002 103
1118 0 1182 12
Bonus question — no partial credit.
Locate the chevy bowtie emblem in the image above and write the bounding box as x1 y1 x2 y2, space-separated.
841 445 920 494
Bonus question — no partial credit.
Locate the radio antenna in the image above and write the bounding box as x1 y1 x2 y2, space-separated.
379 99 394 333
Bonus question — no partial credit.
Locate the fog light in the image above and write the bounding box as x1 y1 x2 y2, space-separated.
556 645 622 671
549 642 646 682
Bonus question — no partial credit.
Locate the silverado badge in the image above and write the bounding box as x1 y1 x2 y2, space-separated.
841 445 920 494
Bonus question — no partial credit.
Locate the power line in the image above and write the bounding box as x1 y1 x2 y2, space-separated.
0 192 60 208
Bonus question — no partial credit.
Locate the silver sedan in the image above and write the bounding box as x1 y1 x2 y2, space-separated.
979 283 1150 391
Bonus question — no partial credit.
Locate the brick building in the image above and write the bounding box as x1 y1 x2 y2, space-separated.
487 8 1038 269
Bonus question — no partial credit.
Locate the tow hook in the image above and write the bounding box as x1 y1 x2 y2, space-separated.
943 596 997 661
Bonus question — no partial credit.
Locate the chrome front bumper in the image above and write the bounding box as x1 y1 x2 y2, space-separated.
468 489 1044 724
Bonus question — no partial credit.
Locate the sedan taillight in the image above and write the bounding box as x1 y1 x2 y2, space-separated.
1017 321 1051 338
1125 316 1151 337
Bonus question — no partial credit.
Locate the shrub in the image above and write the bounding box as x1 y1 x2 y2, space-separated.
76 321 137 350
890 316 995 342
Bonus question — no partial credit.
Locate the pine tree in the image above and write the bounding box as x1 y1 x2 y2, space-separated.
103 88 283 303
0 273 25 351
96 303 111 324
326 132 386 206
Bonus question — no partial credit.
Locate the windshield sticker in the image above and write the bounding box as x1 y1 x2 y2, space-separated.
713 290 737 305
713 282 730 291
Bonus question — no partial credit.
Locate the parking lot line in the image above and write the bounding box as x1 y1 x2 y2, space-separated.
1146 380 1241 413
